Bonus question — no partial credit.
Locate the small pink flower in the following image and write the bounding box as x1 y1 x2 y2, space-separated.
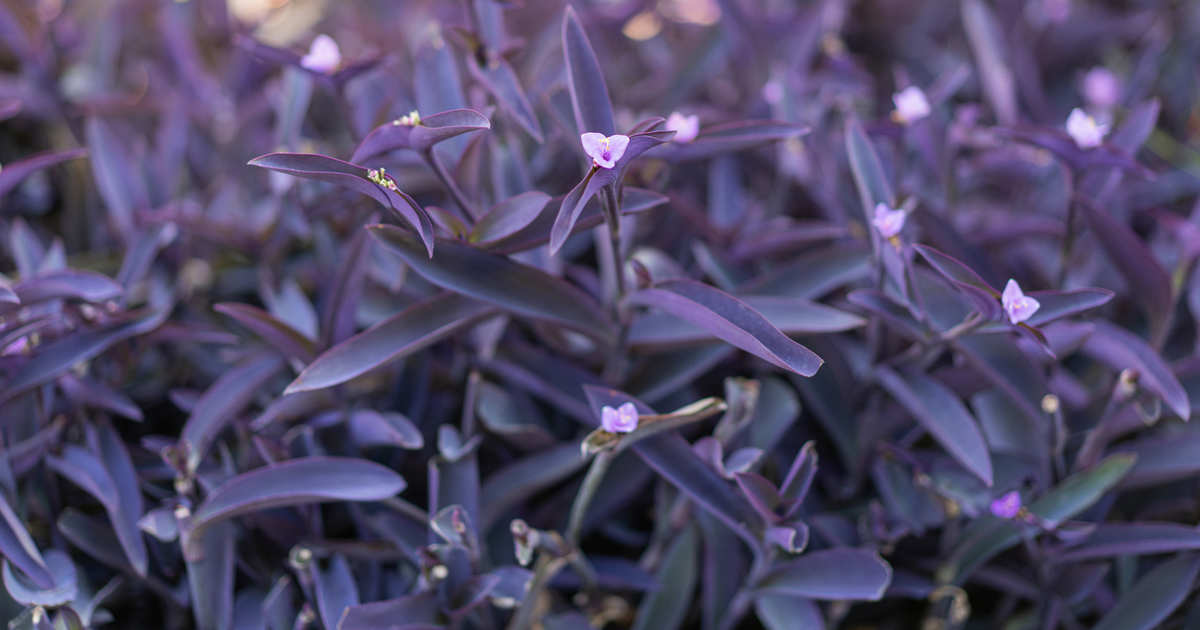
300 34 341 74
665 112 700 143
1002 279 1040 325
892 86 931 124
580 132 630 169
1082 68 1120 111
872 203 906 239
990 491 1022 519
1065 108 1108 149
600 402 639 433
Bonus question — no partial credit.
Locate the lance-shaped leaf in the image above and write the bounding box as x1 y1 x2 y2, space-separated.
562 5 614 136
45 445 147 576
914 244 1003 319
182 457 406 560
312 555 359 630
2 550 77 607
629 296 864 347
469 191 552 244
369 224 615 341
962 0 1016 125
0 492 52 589
548 130 674 254
286 293 494 393
756 594 823 630
468 55 543 142
659 120 809 161
1081 322 1189 419
186 522 234 630
480 443 588 530
845 117 895 224
337 591 439 629
631 527 698 630
86 117 146 237
0 308 167 403
997 127 1150 175
350 108 490 162
875 367 993 486
758 548 892 601
214 303 316 363
247 152 435 257
57 374 143 422
1092 554 1200 630
939 453 1136 583
625 279 822 376
1080 199 1172 341
179 354 283 473
0 148 87 199
1116 431 1200 489
11 270 121 304
1057 523 1200 563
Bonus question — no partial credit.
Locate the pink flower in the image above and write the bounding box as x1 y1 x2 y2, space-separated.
601 402 639 433
1065 108 1108 149
989 491 1022 519
300 34 341 74
1082 68 1120 111
1002 279 1040 325
892 86 931 124
580 132 630 169
872 202 906 239
665 112 700 143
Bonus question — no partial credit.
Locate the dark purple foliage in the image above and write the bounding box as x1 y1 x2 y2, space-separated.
2 0 1200 628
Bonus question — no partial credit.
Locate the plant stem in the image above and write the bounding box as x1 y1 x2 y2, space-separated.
1056 169 1077 288
506 553 567 630
423 148 481 219
565 450 614 548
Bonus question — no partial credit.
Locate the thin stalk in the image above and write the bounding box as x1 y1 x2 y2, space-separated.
565 450 615 548
505 553 567 630
422 148 481 219
1056 169 1077 288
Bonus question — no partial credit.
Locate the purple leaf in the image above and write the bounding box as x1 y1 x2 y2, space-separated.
1058 523 1200 563
998 127 1149 174
214 303 316 363
758 548 892 601
312 555 359 630
845 117 895 226
369 224 615 341
1081 322 1189 419
1092 554 1200 630
914 244 1003 320
962 0 1016 125
321 223 374 348
1 550 76 606
86 117 147 238
186 522 235 630
660 120 809 161
94 423 148 575
337 591 439 630
0 308 167 403
179 354 282 473
756 594 823 630
46 445 146 576
247 152 435 257
625 279 823 376
1116 431 1200 489
875 366 993 486
468 57 543 143
479 443 588 530
0 148 87 199
11 269 122 304
562 6 614 136
629 296 864 348
350 108 490 162
58 374 143 422
286 293 494 393
469 191 551 245
0 492 52 589
183 457 406 560
630 527 697 630
1079 199 1172 341
346 410 424 450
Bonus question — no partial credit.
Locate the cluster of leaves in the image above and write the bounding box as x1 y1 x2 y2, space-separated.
3 0 1200 628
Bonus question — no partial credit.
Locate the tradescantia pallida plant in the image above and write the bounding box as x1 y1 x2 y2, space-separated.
4 0 1200 628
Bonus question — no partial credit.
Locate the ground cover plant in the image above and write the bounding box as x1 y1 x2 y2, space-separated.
2 0 1200 628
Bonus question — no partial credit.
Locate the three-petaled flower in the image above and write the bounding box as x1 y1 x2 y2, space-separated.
665 112 700 143
872 202 906 239
300 34 341 74
989 490 1022 519
581 132 630 169
601 402 639 433
1002 279 1040 325
1065 108 1108 149
892 86 931 125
